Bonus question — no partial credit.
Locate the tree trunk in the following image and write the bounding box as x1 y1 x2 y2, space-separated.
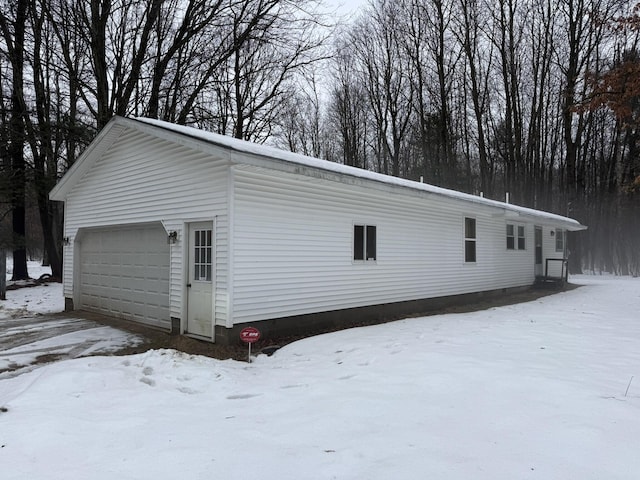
0 250 6 300
90 0 112 128
1 0 30 280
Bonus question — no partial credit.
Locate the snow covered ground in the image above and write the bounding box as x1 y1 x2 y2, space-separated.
2 261 65 316
1 275 639 479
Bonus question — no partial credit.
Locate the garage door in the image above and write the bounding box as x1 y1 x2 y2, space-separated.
78 223 170 329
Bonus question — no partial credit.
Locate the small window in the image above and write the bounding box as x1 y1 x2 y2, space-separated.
506 224 515 250
507 224 525 250
517 225 526 250
194 229 213 281
464 217 476 263
354 224 376 261
555 229 565 252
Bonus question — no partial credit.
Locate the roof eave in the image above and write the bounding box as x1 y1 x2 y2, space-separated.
50 116 588 233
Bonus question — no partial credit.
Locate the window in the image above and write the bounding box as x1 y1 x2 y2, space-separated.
194 229 212 281
506 224 515 250
517 225 526 250
354 224 376 261
555 229 565 253
507 224 525 250
464 217 476 263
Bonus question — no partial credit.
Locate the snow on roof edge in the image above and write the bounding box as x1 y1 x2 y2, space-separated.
133 117 586 231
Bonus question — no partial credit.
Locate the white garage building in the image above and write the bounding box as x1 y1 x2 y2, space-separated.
50 116 586 343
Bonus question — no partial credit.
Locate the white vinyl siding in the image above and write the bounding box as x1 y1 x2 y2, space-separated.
230 165 534 324
62 129 229 326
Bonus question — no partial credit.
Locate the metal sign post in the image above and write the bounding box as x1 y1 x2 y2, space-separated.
239 327 261 363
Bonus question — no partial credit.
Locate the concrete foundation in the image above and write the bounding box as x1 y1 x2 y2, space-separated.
214 285 530 345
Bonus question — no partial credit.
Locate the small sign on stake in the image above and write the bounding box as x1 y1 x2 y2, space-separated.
239 327 261 363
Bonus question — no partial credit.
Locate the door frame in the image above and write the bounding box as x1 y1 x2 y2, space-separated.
534 225 543 277
183 218 216 340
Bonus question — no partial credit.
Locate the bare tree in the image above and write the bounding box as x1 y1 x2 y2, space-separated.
0 0 29 280
453 0 495 196
327 41 371 169
349 0 415 177
555 0 625 272
403 0 460 187
275 74 326 158
192 0 329 141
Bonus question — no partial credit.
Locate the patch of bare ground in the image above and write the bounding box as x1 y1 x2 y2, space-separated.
81 284 579 362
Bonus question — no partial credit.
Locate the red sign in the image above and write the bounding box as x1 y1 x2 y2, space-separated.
240 327 261 344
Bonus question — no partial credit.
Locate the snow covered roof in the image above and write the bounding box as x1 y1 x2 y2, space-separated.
51 116 586 231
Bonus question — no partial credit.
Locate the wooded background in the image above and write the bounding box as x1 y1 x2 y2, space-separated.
1 0 639 281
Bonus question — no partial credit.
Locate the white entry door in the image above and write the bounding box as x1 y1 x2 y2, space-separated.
187 222 214 338
535 226 543 276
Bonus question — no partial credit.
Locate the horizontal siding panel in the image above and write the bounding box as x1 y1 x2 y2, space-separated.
231 166 534 324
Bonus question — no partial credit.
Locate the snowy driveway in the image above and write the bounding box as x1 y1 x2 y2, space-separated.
0 314 143 379
1 277 142 378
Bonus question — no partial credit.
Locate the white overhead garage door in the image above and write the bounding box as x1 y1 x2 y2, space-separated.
78 223 170 329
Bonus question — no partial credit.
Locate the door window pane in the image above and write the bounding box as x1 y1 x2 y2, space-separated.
194 229 213 281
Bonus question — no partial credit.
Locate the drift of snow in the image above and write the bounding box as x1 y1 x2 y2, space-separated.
1 275 638 479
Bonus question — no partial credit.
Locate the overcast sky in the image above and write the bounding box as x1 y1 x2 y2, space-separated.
324 0 368 17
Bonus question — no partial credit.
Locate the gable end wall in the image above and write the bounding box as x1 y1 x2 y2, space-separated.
62 129 229 326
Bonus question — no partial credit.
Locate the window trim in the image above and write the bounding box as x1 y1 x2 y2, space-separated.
506 224 515 250
353 223 377 262
464 217 477 263
506 223 526 250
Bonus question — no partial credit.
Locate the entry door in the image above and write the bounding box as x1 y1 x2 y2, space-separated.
535 226 543 276
187 222 214 338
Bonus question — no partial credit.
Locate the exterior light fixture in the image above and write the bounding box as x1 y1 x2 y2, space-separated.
63 237 70 246
167 231 178 244
550 230 555 236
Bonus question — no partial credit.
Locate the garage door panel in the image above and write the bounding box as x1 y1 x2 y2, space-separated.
78 223 170 329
